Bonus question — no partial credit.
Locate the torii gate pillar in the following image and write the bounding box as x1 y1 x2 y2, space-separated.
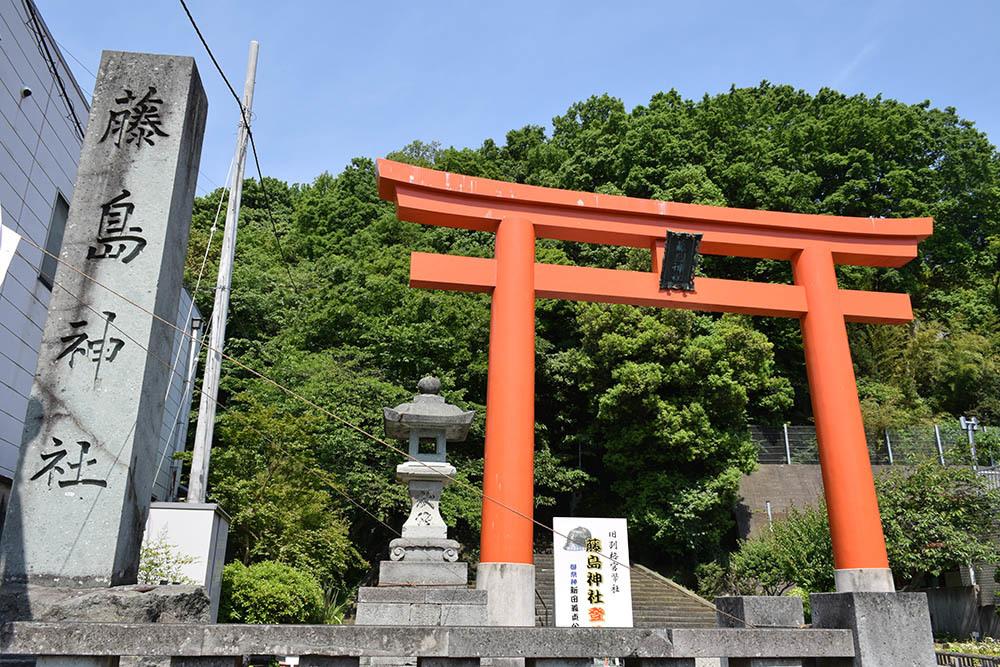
377 158 931 622
794 247 893 592
477 218 537 626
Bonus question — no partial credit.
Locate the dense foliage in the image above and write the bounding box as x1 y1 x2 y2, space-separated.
728 502 833 596
723 463 1000 596
185 83 1000 597
218 560 325 624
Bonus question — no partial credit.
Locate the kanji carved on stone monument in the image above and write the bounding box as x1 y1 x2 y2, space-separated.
56 312 125 376
0 50 207 589
99 86 169 148
29 438 107 489
87 189 146 263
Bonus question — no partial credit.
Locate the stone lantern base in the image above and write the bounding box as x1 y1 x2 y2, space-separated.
355 561 487 667
375 559 469 587
355 585 486 626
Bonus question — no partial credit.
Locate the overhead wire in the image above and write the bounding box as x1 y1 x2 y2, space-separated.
14 235 751 626
52 38 97 84
21 0 85 140
177 0 301 296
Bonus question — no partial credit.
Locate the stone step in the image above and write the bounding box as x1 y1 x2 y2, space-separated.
634 606 711 611
533 555 716 629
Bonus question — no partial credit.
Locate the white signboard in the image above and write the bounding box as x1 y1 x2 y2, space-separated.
552 517 633 627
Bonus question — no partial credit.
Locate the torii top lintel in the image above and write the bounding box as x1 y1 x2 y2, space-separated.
377 159 931 325
377 158 932 267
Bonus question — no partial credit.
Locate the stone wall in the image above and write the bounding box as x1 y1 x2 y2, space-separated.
923 586 1000 639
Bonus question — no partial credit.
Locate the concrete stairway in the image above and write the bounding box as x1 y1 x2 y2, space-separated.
533 552 717 628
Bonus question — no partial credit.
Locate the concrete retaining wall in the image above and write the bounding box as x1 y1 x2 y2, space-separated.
0 622 856 661
736 464 892 539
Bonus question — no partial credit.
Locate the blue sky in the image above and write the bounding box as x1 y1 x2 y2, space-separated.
35 0 1000 198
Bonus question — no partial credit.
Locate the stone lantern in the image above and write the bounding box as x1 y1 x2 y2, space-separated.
382 376 474 564
354 377 486 632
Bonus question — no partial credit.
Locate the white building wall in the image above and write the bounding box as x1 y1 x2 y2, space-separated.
152 288 203 502
0 0 200 503
0 0 86 481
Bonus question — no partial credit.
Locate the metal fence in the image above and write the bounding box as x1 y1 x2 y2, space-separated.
977 467 1000 490
936 651 1000 666
751 424 997 466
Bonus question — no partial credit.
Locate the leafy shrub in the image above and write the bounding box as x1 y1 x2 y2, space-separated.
728 462 1000 596
138 527 197 585
218 560 325 624
937 637 1000 655
730 534 788 596
786 586 810 621
694 560 728 600
877 462 1000 589
730 502 834 596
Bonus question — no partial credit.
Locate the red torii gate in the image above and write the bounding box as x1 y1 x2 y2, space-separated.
377 158 932 618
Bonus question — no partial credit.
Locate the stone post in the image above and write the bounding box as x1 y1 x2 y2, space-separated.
715 596 805 667
810 592 935 666
0 51 207 588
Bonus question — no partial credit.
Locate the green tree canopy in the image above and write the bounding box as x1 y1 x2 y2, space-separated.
185 83 1000 585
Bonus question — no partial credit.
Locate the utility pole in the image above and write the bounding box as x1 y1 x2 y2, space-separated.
188 41 259 503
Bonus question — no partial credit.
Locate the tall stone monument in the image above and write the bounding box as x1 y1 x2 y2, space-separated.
355 377 486 650
0 51 207 589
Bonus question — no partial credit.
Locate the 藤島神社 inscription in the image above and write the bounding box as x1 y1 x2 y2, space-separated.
100 86 170 148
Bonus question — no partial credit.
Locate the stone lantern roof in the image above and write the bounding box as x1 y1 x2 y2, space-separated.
382 376 474 442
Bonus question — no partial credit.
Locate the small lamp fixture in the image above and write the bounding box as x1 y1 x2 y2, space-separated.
659 229 703 291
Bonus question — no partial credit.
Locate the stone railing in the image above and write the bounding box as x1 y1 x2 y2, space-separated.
0 623 855 665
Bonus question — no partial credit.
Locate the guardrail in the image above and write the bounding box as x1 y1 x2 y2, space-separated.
534 588 550 628
0 622 856 664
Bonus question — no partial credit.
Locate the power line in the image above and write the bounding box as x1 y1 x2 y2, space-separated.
177 0 243 108
155 157 234 490
197 170 224 192
247 133 300 294
52 38 97 87
22 0 85 140
177 0 301 295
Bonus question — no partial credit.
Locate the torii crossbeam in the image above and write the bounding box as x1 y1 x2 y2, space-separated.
377 158 932 623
